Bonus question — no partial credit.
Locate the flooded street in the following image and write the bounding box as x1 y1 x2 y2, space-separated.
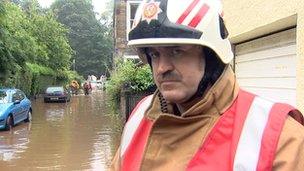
0 91 124 170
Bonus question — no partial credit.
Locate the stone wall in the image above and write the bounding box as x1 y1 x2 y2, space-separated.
114 0 128 59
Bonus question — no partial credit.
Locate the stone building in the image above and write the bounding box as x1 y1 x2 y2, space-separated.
113 0 141 60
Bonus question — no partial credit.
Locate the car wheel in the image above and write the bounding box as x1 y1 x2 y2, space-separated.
44 99 48 103
5 115 14 131
25 110 32 122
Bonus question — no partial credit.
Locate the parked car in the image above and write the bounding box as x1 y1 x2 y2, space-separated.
44 86 71 103
0 88 32 131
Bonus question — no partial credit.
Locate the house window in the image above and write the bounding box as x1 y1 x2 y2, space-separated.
126 1 141 40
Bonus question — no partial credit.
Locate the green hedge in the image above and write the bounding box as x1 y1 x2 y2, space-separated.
106 59 155 110
0 63 33 96
0 63 83 97
27 63 83 96
27 63 56 96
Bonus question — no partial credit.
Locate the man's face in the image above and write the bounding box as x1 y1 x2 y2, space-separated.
146 45 205 104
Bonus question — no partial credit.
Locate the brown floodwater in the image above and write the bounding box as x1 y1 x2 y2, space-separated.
0 91 124 170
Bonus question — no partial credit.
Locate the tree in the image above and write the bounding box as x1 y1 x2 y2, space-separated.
29 12 73 70
17 0 73 70
0 0 75 94
0 1 37 86
51 0 113 78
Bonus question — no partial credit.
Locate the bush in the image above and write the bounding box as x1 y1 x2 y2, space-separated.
26 62 56 76
106 59 155 110
0 63 38 96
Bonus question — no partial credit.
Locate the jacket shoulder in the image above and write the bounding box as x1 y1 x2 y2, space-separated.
273 115 304 170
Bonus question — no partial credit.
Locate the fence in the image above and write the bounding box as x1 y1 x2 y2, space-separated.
120 90 154 121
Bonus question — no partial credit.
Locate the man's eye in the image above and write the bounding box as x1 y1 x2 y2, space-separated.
172 49 183 56
148 52 159 59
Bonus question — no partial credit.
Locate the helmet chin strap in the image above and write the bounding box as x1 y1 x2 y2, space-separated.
186 71 211 103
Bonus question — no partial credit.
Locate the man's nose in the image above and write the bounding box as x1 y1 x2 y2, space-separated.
156 55 174 74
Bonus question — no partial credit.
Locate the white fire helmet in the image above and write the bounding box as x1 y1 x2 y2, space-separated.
128 0 233 64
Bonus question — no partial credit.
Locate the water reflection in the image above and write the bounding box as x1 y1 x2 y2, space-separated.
0 91 123 170
0 123 31 161
45 104 66 122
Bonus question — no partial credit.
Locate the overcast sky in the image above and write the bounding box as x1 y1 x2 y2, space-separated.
37 0 110 15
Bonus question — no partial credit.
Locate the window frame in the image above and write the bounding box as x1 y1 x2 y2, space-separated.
126 0 141 40
12 92 20 102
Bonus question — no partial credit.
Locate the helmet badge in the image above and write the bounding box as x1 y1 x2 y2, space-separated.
142 0 162 24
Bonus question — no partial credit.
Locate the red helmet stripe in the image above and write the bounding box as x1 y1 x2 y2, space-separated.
176 0 200 24
189 4 210 28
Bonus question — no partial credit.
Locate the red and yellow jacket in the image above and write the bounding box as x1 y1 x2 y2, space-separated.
110 67 304 171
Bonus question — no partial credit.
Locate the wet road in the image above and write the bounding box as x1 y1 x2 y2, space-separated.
0 91 124 170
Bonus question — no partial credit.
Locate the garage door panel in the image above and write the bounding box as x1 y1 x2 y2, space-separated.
235 54 296 78
235 28 296 104
236 44 296 63
238 77 296 89
235 29 296 55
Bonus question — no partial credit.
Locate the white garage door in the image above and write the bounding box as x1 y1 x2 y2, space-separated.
235 28 296 105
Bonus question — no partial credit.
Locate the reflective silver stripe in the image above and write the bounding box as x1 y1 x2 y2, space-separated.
120 95 153 157
233 96 274 171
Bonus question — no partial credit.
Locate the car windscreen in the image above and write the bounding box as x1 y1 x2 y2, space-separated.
0 91 9 104
46 87 64 93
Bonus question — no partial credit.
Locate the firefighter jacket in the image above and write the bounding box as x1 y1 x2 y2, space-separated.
110 66 304 171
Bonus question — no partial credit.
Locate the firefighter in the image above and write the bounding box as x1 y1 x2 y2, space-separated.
111 0 304 170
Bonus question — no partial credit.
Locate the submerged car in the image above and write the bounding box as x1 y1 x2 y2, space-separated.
44 86 71 103
0 88 32 131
